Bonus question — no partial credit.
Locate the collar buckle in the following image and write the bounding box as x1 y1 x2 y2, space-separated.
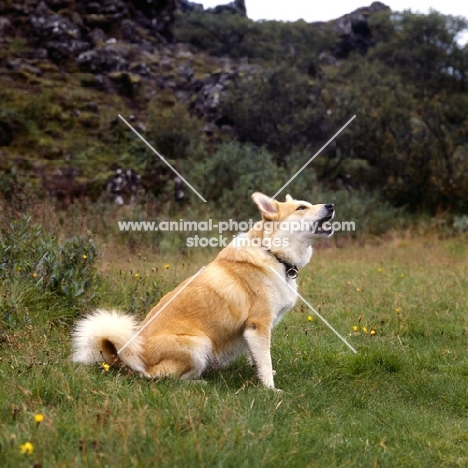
271 252 299 280
286 266 299 279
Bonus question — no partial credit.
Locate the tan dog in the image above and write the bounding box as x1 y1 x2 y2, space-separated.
72 192 335 389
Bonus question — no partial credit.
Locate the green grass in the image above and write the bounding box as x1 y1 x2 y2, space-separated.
1 235 468 467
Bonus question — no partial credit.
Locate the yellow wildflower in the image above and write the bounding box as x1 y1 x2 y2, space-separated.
19 442 34 454
17 266 22 272
353 325 358 332
164 264 170 270
82 254 87 259
34 413 44 423
395 307 402 315
362 327 368 333
356 287 361 292
400 273 405 278
370 329 376 336
101 362 110 371
377 267 383 273
307 315 313 322
134 273 139 278
32 272 37 278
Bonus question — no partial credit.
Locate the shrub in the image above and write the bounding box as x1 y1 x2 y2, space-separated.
0 216 100 328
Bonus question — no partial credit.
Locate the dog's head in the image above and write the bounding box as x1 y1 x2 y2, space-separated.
252 192 335 240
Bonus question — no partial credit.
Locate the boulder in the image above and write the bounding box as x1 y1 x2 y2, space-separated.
333 1 390 58
0 17 13 43
177 0 204 14
209 0 247 16
29 2 91 61
76 44 130 73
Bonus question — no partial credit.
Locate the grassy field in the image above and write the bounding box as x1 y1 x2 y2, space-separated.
1 229 468 467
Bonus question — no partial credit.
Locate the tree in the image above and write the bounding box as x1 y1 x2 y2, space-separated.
221 66 327 161
369 11 468 94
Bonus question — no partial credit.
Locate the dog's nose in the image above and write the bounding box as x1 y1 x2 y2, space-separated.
325 204 334 211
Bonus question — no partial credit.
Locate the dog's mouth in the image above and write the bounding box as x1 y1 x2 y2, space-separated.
312 211 335 237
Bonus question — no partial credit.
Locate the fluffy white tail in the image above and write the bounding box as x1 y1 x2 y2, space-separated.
72 309 145 374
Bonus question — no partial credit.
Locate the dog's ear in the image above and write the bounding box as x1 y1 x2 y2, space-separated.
285 194 293 202
252 192 278 219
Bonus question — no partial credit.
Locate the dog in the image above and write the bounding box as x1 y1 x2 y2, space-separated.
72 192 335 389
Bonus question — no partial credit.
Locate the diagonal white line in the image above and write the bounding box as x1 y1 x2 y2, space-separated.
118 114 207 203
268 266 357 353
270 115 356 201
117 266 206 355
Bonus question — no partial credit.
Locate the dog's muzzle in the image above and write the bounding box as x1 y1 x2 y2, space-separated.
312 204 335 237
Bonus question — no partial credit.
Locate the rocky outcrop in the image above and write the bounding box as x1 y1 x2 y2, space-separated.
333 1 390 58
1 0 178 63
0 1 390 135
208 0 247 16
29 2 89 61
177 0 247 17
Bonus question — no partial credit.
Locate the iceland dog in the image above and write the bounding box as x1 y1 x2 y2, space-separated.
72 192 335 389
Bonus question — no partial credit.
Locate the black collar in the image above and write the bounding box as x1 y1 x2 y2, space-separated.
272 253 299 280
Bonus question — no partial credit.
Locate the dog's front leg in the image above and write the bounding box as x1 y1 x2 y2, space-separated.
243 320 275 389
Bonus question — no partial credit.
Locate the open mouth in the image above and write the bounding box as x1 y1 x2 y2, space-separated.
313 212 335 236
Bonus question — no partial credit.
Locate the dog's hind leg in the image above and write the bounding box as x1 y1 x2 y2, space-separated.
145 335 212 381
146 359 193 379
243 320 275 389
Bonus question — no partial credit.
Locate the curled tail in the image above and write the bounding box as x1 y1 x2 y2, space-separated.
72 309 145 374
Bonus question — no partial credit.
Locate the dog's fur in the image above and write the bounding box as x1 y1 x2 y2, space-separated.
72 192 335 388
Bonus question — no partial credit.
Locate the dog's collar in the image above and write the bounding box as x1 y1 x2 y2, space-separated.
271 253 299 280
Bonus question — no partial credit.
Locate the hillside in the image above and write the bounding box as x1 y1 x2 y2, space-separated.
0 0 468 215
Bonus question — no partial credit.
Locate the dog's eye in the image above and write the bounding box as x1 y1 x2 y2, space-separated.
296 205 307 211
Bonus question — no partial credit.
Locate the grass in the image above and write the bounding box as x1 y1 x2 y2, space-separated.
1 230 468 467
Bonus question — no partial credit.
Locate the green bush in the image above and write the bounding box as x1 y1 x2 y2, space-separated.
0 216 100 328
175 12 336 63
201 142 282 217
221 66 326 158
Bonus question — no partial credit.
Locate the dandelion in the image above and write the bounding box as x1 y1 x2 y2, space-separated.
353 325 358 332
101 362 110 371
164 264 170 270
134 273 139 278
356 287 361 292
395 307 402 315
82 254 87 259
370 329 376 336
32 272 37 278
362 327 368 333
307 315 313 322
34 413 44 424
19 442 34 454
